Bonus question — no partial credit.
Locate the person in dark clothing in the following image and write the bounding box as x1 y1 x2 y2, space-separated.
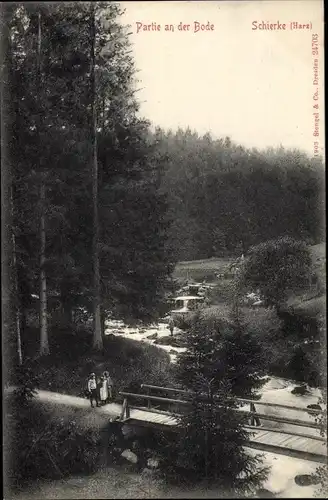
87 373 99 408
103 371 113 402
249 402 261 426
168 316 175 336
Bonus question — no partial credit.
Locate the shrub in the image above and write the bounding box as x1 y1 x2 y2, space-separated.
4 397 114 491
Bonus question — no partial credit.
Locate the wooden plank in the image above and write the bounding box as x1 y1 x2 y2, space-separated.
251 431 271 441
272 434 300 447
127 404 320 431
119 391 190 406
244 425 325 442
135 406 182 417
251 432 327 457
122 392 321 429
126 416 326 461
246 441 327 464
279 435 308 449
302 440 327 455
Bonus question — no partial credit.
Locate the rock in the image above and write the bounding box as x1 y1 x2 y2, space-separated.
147 333 158 340
141 467 154 478
294 474 319 486
291 385 309 396
122 423 148 439
122 424 136 438
256 488 276 498
307 403 322 411
66 478 87 488
121 449 138 464
154 335 184 347
147 457 159 469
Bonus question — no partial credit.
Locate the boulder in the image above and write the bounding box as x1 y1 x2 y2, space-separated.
147 457 159 469
121 449 138 464
291 385 309 396
141 467 155 478
307 403 322 411
147 333 158 340
294 474 320 486
66 478 87 488
154 335 184 348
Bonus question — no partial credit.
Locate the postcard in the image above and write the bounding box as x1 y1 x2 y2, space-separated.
2 1 325 499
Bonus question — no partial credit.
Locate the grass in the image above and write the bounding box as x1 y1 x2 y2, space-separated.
10 327 174 399
173 257 234 283
174 243 325 285
9 465 237 499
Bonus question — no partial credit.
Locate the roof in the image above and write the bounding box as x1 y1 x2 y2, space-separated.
173 296 205 301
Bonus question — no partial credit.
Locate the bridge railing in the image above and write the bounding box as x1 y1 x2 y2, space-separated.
118 384 324 437
141 383 324 416
141 384 323 416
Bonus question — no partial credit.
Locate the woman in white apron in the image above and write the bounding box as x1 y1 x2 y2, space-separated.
99 375 108 405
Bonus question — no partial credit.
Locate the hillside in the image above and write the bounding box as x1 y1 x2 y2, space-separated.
174 242 325 284
173 257 234 283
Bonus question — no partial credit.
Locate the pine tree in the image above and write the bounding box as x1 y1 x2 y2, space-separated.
176 312 266 398
89 2 102 349
156 312 268 492
5 1 174 353
36 10 49 356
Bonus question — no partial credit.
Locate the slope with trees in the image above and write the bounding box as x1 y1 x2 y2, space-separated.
153 128 324 262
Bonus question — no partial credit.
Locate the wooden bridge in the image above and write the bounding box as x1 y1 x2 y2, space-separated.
118 384 327 464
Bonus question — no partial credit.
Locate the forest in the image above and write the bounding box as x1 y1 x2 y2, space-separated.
2 2 325 358
155 128 324 261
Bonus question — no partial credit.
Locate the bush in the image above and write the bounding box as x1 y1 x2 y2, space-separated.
4 396 119 492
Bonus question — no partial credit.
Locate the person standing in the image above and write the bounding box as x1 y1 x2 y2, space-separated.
103 371 113 402
168 316 175 336
87 373 99 408
99 375 108 405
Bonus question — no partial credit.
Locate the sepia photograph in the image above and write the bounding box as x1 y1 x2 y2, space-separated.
1 0 326 498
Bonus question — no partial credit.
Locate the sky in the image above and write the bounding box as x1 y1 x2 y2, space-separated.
120 0 324 156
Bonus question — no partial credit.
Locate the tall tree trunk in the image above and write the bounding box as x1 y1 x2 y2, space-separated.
37 11 49 356
39 179 49 355
90 4 103 350
1 3 19 369
60 280 73 329
11 187 23 365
